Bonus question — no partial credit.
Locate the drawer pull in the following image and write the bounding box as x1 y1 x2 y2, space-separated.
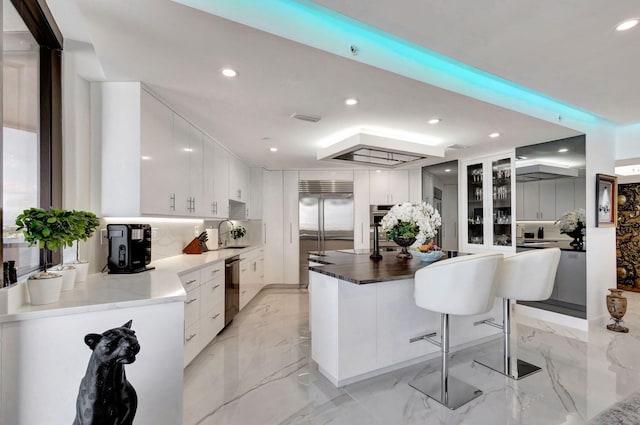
185 333 197 342
212 313 220 320
185 298 197 305
185 279 197 285
212 284 221 290
211 269 220 274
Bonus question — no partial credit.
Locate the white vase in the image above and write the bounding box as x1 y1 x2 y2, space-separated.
69 261 90 283
27 273 63 305
51 266 77 291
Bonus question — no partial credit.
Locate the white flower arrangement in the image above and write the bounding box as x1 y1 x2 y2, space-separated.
380 202 442 245
555 209 586 234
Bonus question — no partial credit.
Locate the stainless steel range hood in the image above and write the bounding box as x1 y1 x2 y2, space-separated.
515 164 578 182
317 132 444 168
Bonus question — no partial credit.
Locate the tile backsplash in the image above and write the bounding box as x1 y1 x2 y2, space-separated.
516 221 571 240
67 218 264 274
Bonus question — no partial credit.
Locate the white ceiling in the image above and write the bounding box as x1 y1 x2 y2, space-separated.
45 0 639 170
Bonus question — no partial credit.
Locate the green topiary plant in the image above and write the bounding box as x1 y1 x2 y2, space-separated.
15 208 77 274
69 210 100 262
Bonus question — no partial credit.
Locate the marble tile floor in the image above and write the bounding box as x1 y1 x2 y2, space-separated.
184 288 640 425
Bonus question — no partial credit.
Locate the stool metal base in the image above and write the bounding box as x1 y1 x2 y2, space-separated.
409 372 483 410
474 354 541 380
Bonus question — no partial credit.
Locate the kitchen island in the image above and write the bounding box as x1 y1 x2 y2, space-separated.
308 250 503 386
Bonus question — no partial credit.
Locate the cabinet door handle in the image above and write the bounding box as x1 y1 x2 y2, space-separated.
192 197 196 213
264 223 267 244
211 313 220 320
214 201 218 215
185 333 197 342
170 193 176 211
184 279 197 285
361 223 364 244
185 298 197 305
241 268 248 273
210 269 220 275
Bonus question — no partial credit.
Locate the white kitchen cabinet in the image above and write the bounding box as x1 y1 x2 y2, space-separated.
203 136 229 218
461 153 515 252
283 171 300 284
555 178 575 219
239 248 264 309
522 180 556 221
369 170 409 204
229 155 249 203
516 182 524 220
140 88 176 215
353 170 370 250
186 123 204 215
248 167 263 219
574 177 586 210
181 261 226 366
408 168 422 203
100 82 222 218
263 170 284 284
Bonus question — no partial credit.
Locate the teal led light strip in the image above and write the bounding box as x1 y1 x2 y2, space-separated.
174 0 610 126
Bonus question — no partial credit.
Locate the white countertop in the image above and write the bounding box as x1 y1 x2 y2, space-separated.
0 245 262 324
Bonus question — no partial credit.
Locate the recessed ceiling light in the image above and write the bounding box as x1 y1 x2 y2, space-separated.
141 156 151 160
183 148 193 152
616 18 639 31
444 169 451 172
269 147 278 152
489 132 501 138
221 68 238 78
558 148 569 153
428 118 441 124
375 169 382 173
345 98 358 106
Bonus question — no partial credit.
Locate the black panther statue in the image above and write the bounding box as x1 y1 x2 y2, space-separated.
73 320 140 425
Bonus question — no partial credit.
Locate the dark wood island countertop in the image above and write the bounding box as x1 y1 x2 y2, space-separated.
308 249 458 285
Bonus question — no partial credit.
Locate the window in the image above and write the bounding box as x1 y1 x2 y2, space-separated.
2 0 62 278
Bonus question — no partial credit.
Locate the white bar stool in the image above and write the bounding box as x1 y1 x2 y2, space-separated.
475 248 561 379
409 253 503 409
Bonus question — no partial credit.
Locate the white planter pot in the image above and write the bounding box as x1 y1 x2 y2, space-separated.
69 262 90 283
27 274 63 305
51 266 77 291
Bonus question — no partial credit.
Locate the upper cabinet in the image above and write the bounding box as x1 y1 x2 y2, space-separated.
369 170 409 204
99 82 234 219
516 177 586 222
461 153 515 252
248 168 263 220
228 156 249 204
203 135 229 218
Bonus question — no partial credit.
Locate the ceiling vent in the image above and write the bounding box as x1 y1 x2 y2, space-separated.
446 144 470 150
290 113 321 123
318 132 444 168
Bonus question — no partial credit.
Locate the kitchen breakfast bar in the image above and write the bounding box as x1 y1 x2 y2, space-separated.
308 250 503 387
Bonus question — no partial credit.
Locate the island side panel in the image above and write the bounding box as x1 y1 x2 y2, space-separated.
310 271 340 383
1 302 183 425
376 279 441 367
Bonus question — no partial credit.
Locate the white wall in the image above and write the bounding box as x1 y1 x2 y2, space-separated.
616 124 640 160
584 129 617 324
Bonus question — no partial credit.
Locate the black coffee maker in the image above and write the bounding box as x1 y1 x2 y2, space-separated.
107 224 153 274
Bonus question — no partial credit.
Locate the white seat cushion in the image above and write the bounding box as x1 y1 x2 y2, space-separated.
496 248 561 301
414 253 503 316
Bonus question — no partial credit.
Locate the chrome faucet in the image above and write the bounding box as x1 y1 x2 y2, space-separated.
217 219 234 247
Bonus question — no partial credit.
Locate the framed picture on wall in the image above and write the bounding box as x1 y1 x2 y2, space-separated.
596 173 618 227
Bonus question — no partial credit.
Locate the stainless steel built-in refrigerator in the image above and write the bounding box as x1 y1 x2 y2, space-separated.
299 181 354 285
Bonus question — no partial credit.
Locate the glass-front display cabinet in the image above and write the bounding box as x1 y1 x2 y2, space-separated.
462 153 515 252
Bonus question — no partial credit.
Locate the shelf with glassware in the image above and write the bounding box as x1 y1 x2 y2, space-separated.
461 153 516 252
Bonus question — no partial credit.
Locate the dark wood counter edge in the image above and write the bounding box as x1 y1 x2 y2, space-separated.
308 266 416 284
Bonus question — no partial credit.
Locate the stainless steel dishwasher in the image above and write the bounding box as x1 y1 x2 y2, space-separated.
224 256 240 326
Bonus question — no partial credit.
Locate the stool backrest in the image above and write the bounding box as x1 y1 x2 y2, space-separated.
414 253 503 316
496 248 561 301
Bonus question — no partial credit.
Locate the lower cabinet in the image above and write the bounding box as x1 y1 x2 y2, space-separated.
180 260 225 367
240 248 265 310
